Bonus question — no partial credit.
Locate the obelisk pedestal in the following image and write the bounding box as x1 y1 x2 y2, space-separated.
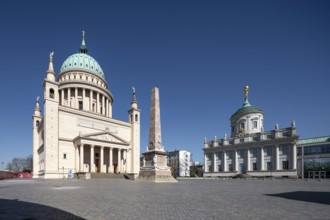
138 87 177 182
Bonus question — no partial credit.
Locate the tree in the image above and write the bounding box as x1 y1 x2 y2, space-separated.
6 155 32 172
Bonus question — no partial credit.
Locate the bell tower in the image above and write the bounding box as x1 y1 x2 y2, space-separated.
32 97 42 178
128 87 141 177
43 52 60 178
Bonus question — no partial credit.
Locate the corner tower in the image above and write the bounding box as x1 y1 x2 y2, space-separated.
32 97 42 178
43 52 60 178
128 87 141 177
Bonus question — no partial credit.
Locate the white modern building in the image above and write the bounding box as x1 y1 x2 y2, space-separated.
167 150 191 177
203 86 298 178
32 32 141 179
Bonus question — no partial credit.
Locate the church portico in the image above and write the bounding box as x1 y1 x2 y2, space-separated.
75 143 129 174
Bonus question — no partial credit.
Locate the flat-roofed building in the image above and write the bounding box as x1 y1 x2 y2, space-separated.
297 136 330 179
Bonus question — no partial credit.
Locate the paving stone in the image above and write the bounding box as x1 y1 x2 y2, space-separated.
0 179 329 220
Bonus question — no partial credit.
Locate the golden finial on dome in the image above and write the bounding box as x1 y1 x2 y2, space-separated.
244 85 249 97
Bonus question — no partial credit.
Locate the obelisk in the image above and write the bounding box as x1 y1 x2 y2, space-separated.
148 87 163 151
138 87 177 182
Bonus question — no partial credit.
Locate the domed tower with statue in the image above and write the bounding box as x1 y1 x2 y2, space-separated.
32 32 141 179
203 86 298 178
230 85 264 137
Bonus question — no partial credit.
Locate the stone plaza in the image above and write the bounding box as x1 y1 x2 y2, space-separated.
0 179 329 220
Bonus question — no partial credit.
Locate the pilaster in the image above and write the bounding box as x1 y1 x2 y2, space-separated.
246 148 251 171
292 143 297 170
204 154 209 172
223 151 227 172
260 147 264 171
275 145 280 170
213 152 217 172
234 150 238 172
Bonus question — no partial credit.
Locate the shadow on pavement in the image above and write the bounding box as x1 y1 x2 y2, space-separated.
266 191 330 205
0 198 85 220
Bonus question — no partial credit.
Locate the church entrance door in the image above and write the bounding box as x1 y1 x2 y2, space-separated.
114 164 117 174
95 159 99 173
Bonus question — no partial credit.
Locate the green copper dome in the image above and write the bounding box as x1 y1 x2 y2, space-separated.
59 31 105 79
230 99 263 120
60 53 105 79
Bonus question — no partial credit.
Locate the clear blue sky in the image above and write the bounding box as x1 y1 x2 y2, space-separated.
0 0 329 166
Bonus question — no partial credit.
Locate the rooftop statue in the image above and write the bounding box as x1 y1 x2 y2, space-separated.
244 85 249 97
50 51 54 62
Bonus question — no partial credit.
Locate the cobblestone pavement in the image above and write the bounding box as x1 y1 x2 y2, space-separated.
0 178 329 220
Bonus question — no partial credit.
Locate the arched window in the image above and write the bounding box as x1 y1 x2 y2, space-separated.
36 120 40 126
50 89 54 99
135 114 139 122
130 114 133 123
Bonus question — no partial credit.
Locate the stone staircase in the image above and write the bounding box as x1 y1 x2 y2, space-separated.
90 173 133 180
233 174 252 179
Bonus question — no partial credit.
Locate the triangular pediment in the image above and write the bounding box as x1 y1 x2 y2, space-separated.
79 131 129 145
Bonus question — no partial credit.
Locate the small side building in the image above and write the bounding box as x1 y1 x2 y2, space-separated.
203 86 298 178
167 150 191 177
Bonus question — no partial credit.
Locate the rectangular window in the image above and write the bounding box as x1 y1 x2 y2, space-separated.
253 162 257 171
216 152 222 160
209 165 213 172
240 123 245 129
282 161 289 170
218 164 222 172
252 148 258 157
297 147 302 156
253 121 258 128
63 153 67 159
228 164 233 172
239 150 245 158
227 151 233 159
79 101 83 110
267 162 272 170
280 144 290 155
265 146 273 156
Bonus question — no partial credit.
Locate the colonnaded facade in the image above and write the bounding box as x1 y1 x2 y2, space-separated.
203 86 298 178
32 32 141 179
